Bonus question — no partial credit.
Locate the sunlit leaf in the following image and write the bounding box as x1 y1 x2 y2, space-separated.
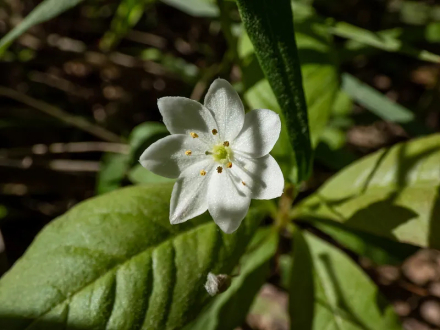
0 184 263 330
293 134 440 248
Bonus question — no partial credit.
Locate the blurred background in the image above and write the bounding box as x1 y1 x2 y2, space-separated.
1 0 440 329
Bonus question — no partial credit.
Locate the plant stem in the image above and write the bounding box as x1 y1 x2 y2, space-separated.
0 86 124 143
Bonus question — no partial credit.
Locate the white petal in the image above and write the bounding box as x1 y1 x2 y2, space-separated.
204 79 245 141
208 170 251 234
158 97 218 143
232 154 284 200
170 159 214 224
140 135 209 178
232 109 281 158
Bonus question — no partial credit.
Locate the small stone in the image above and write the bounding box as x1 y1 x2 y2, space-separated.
393 300 411 317
420 300 440 326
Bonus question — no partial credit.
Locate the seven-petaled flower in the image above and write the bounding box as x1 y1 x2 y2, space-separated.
140 79 284 233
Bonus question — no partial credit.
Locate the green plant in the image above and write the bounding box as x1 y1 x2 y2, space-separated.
1 0 440 329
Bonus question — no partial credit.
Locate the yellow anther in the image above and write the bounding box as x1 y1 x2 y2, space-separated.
223 141 229 147
227 162 232 168
200 170 207 176
190 132 199 138
185 150 192 156
217 166 223 174
212 129 218 135
242 181 246 186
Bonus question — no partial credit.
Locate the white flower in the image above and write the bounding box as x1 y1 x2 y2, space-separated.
140 79 284 233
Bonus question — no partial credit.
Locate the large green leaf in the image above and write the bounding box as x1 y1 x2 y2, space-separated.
239 3 339 182
0 0 83 55
0 184 263 330
290 230 402 330
236 0 313 183
184 228 278 330
293 134 440 248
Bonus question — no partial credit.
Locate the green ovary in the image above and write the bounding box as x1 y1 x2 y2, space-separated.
212 144 233 163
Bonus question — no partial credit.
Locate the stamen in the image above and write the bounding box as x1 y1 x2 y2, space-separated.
190 132 199 138
185 150 192 156
242 181 246 186
227 162 232 168
200 170 207 176
217 166 223 174
205 151 212 155
212 129 218 135
223 141 229 147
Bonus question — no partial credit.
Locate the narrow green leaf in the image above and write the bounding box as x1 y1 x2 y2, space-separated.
100 0 157 51
184 228 278 330
0 184 263 330
0 0 83 55
236 0 313 183
239 4 339 182
342 73 430 136
160 0 219 17
293 134 440 249
311 219 419 265
290 231 402 330
329 21 440 63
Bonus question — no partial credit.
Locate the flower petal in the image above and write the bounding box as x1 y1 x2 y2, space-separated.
170 159 214 224
140 135 209 178
208 170 251 234
204 79 245 141
158 97 217 143
232 109 281 158
232 154 284 200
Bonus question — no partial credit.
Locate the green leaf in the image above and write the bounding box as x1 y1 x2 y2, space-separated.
0 0 84 56
0 184 263 330
239 5 339 182
96 153 130 194
342 73 430 136
293 134 440 249
128 122 169 165
184 228 278 330
128 164 175 184
311 219 419 265
100 0 157 51
329 21 440 63
236 0 313 183
290 230 402 330
160 0 219 17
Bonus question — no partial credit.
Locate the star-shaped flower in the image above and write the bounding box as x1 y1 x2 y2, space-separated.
140 79 284 233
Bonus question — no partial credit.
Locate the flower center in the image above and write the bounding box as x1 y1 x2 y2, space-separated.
211 143 233 164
